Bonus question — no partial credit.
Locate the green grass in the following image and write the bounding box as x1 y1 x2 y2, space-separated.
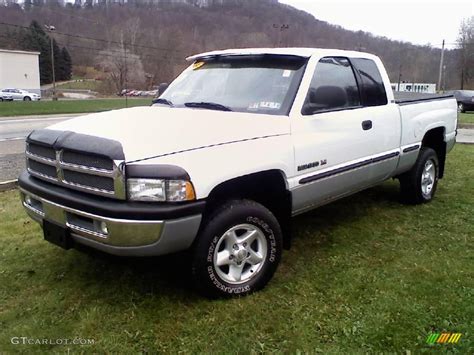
0 146 472 353
0 99 152 117
56 80 101 91
459 112 474 124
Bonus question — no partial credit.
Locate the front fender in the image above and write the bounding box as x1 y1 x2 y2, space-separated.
130 135 294 200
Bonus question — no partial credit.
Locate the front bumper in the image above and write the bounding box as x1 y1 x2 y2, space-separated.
19 171 204 256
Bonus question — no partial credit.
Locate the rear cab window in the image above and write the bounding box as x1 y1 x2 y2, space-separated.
350 58 388 107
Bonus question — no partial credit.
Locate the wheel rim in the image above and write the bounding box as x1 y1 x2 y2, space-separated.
458 103 463 113
421 159 435 196
213 223 267 285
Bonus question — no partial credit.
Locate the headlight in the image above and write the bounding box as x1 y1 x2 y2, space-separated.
127 178 196 202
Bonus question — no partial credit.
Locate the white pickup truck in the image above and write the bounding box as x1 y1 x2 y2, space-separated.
19 48 457 297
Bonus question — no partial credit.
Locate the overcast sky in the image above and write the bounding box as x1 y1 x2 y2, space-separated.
279 0 473 48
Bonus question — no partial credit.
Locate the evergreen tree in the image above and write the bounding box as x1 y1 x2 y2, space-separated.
52 38 62 81
20 21 53 84
24 0 32 11
60 47 73 80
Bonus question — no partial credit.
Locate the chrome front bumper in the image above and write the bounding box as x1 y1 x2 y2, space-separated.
20 188 202 257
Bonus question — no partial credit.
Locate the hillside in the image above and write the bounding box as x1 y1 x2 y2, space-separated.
0 0 464 90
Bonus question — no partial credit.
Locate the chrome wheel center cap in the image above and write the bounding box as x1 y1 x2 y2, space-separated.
235 249 247 262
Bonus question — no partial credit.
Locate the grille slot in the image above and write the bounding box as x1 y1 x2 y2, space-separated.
28 159 57 178
63 170 115 192
28 143 56 160
62 150 113 171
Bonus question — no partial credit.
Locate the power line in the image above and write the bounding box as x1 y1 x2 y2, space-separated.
0 33 186 61
56 41 185 61
0 21 191 55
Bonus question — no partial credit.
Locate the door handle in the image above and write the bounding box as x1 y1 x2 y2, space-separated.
362 120 373 131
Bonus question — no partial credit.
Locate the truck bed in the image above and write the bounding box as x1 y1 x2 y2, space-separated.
394 92 454 105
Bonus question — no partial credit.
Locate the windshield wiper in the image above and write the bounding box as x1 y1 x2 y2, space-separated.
184 102 233 112
152 98 174 107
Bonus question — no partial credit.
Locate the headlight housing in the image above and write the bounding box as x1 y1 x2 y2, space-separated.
127 178 196 202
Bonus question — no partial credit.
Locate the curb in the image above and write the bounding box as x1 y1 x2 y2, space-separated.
458 123 474 129
0 179 18 192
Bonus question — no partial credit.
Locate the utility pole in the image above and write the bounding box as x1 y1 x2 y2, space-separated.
123 41 128 108
437 39 445 93
45 25 57 100
397 63 402 91
442 64 447 92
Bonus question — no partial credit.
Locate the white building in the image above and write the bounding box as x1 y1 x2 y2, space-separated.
391 82 437 94
0 49 41 95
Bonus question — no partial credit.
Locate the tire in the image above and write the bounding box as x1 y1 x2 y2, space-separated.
191 199 283 298
399 147 439 204
23 96 31 101
458 103 465 113
0 98 3 102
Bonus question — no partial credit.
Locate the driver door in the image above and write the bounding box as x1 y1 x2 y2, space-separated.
290 56 400 214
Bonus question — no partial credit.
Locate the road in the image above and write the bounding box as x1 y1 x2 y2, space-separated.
0 114 78 181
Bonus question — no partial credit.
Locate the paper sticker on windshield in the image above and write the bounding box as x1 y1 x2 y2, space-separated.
193 61 205 70
249 102 281 110
282 70 292 77
261 102 281 109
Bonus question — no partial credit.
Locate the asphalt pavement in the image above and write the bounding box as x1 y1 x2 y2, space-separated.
0 114 79 181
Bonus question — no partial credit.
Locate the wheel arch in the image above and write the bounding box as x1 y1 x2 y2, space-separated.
203 169 293 249
421 126 446 178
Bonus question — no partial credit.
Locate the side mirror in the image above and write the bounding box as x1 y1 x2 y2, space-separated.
158 83 169 96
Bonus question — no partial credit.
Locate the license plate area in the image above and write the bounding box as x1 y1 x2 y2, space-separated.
43 220 72 250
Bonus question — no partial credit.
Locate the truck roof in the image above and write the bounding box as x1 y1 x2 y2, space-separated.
187 47 377 61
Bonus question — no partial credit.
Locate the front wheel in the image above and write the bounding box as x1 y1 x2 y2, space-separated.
399 147 439 204
23 96 31 101
191 200 283 298
458 103 465 113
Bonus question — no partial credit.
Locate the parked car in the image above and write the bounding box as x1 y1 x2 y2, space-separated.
19 48 457 298
0 88 41 101
0 92 13 101
451 90 474 113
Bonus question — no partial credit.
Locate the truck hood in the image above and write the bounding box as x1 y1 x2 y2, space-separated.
48 106 290 162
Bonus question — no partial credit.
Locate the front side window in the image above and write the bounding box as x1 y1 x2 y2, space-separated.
302 57 360 115
351 58 387 106
157 55 307 116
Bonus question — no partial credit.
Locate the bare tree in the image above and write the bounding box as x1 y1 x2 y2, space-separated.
96 44 145 92
458 16 474 89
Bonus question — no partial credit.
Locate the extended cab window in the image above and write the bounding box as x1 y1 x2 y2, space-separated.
302 57 360 115
351 58 388 106
157 55 307 116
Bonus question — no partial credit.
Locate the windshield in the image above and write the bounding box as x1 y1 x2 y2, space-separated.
156 55 307 116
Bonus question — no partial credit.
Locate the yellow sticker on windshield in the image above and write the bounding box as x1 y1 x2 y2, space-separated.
193 61 205 70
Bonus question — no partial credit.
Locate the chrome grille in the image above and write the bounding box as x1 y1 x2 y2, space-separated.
28 143 56 160
27 159 57 178
62 150 114 171
26 143 125 199
63 170 115 192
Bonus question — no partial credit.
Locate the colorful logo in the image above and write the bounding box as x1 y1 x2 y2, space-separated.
426 333 462 344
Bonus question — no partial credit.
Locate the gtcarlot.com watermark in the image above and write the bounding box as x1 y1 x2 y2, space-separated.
11 337 95 346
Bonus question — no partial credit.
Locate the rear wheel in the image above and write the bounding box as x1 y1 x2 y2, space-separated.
399 147 439 204
0 98 3 102
23 96 31 101
458 103 465 113
191 199 283 298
